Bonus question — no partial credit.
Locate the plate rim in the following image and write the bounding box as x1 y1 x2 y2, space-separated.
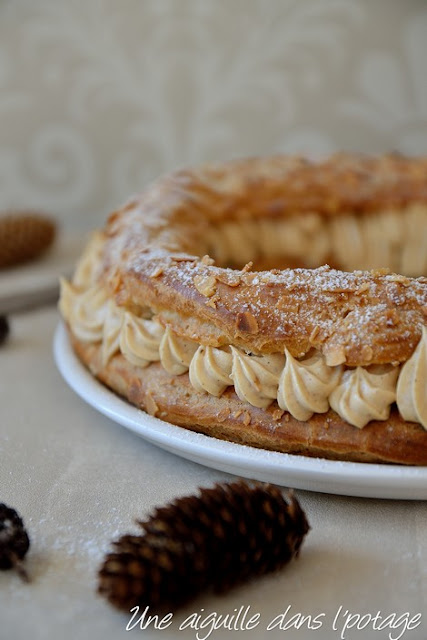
53 323 427 500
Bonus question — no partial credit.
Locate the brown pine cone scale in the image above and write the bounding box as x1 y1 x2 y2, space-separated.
0 503 30 581
98 481 310 613
0 212 56 268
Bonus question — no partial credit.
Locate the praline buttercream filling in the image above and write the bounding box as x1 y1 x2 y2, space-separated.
59 278 427 432
207 204 427 276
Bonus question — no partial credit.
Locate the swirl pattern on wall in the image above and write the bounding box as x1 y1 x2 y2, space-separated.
0 0 425 227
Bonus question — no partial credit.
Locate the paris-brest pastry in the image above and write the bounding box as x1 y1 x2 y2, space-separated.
59 154 427 465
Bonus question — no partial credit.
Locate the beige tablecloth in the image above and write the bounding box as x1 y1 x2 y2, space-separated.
1 306 426 640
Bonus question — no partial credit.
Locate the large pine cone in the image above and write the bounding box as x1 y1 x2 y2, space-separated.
98 481 310 612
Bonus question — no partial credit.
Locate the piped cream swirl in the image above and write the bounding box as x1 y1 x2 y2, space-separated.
58 278 77 323
278 349 342 421
102 301 124 365
189 346 232 396
329 365 399 428
119 312 163 368
396 326 427 430
60 280 108 343
159 326 198 375
60 280 427 431
230 348 285 408
73 231 105 289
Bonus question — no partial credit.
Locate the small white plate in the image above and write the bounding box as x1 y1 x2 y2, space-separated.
54 323 427 500
0 232 85 314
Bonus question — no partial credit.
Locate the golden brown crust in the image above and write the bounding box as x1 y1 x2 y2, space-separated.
99 154 427 366
71 332 427 466
66 153 427 465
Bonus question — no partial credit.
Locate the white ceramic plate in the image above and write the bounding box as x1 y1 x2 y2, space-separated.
54 323 427 500
0 232 85 314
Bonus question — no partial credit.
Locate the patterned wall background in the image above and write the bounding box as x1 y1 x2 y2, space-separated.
0 0 426 229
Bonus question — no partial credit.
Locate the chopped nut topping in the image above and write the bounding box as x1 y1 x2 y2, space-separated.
145 392 159 417
150 266 164 278
218 408 231 422
361 345 373 362
371 268 391 276
243 411 251 426
193 274 217 297
236 311 259 334
201 254 214 266
325 345 346 366
309 326 320 343
173 256 198 262
356 282 370 294
217 272 241 287
389 274 410 284
206 292 221 309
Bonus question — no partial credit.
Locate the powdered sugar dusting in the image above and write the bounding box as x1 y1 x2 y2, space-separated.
97 155 427 366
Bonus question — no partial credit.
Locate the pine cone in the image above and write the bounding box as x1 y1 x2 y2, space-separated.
98 481 310 612
0 316 10 346
98 534 200 612
0 503 30 581
0 212 56 269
